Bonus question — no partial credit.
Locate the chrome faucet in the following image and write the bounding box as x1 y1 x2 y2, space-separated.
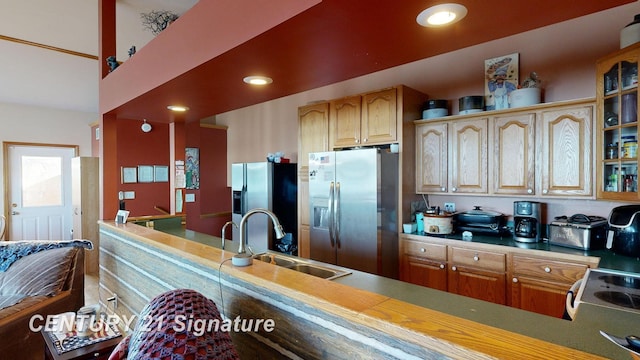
221 221 237 250
238 208 286 255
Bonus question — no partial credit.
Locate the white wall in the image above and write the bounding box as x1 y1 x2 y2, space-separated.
0 101 95 215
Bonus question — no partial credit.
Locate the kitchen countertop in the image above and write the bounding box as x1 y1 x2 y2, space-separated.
157 225 640 359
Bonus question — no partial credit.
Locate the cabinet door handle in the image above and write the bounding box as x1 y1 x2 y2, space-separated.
543 189 548 194
544 266 551 273
420 248 426 252
527 188 533 194
473 254 479 261
451 266 457 271
441 187 447 192
363 138 368 143
452 187 457 192
439 264 445 269
512 277 518 283
355 138 360 144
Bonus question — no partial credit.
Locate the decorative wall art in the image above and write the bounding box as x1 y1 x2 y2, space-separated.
484 53 519 110
121 167 137 184
153 165 169 182
138 165 154 183
185 148 200 190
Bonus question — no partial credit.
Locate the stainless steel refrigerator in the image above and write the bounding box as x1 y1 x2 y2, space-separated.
308 148 398 278
231 162 297 254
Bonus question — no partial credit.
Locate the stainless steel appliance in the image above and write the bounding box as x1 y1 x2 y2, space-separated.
308 148 398 278
549 214 607 250
566 268 640 319
231 162 297 254
454 206 509 235
607 205 640 257
513 201 542 243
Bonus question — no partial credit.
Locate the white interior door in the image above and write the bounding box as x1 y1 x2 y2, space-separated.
7 144 76 240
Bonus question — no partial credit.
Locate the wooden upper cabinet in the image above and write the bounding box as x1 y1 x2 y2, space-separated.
330 88 397 148
361 88 397 145
329 95 361 148
540 104 593 196
493 113 536 195
450 117 488 194
298 102 329 170
596 45 640 201
416 122 448 193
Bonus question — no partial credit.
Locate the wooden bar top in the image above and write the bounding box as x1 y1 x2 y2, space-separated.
99 221 631 359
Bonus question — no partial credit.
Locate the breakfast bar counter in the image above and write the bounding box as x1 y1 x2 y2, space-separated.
98 221 637 359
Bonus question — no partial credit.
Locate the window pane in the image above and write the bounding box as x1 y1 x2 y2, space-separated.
21 156 62 207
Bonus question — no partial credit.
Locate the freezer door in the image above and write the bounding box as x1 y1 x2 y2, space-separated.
230 162 272 253
308 151 337 265
335 148 378 273
245 162 272 252
230 163 246 245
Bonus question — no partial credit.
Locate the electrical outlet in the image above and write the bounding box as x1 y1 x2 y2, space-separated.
444 202 456 213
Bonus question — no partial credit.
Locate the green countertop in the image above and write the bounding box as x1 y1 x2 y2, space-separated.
156 225 640 359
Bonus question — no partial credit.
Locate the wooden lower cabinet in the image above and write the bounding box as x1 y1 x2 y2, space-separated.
448 246 507 305
400 239 447 291
399 235 597 317
509 255 590 318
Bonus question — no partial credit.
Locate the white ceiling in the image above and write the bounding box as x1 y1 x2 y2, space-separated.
0 0 196 114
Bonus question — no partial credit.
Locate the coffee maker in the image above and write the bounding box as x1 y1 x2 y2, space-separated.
513 201 542 243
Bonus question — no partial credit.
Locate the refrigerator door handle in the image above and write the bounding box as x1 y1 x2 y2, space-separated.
335 181 341 248
328 182 336 247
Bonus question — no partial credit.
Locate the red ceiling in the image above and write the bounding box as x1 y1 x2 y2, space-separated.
102 0 634 123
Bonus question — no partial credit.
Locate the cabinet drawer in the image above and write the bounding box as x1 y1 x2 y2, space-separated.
403 240 446 261
512 255 588 283
450 247 505 272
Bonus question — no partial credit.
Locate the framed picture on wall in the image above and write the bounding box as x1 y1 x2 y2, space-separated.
185 147 200 189
154 165 169 182
121 167 137 183
484 53 519 111
138 165 154 183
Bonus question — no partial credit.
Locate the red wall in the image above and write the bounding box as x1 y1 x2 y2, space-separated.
184 122 231 236
116 119 171 216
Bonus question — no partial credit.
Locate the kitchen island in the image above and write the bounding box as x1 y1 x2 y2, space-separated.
98 221 636 359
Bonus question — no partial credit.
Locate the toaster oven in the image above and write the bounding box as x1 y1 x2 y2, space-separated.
548 214 607 250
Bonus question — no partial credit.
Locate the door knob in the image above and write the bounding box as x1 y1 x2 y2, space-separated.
11 211 19 215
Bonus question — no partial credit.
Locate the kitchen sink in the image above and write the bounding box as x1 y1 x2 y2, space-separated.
253 252 351 280
253 253 297 267
287 264 341 279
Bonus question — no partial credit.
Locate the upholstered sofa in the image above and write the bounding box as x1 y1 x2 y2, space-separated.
0 240 90 360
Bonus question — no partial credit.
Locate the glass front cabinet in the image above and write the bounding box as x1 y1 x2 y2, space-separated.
597 44 640 200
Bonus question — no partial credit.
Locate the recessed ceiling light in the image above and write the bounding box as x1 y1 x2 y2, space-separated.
243 76 273 85
417 3 467 27
167 105 189 112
